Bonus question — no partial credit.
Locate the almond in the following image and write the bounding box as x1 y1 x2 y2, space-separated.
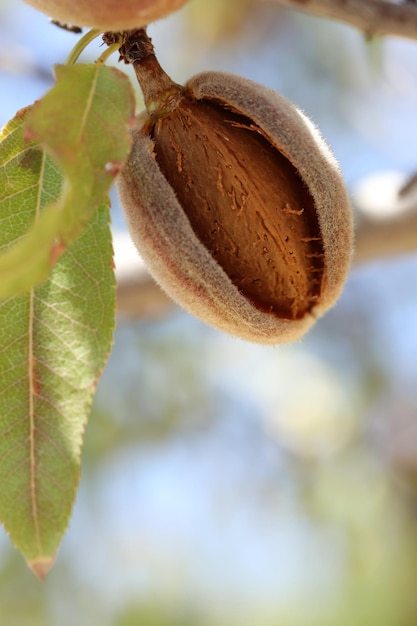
22 0 188 31
115 29 353 343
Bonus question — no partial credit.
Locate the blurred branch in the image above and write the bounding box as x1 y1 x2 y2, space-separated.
264 0 417 41
115 171 417 318
353 171 417 263
114 236 174 319
354 210 417 263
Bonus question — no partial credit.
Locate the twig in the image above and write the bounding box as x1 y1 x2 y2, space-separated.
114 231 174 319
264 0 417 42
354 210 417 263
353 171 417 263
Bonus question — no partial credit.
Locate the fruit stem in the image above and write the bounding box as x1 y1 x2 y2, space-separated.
117 29 183 116
65 28 102 65
96 35 124 65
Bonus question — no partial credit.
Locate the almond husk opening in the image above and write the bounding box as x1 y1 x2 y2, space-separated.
186 72 353 315
150 98 325 321
117 130 317 343
117 71 352 345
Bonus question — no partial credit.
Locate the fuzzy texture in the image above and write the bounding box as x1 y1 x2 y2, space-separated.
187 72 353 315
22 0 188 29
117 72 353 344
151 98 325 321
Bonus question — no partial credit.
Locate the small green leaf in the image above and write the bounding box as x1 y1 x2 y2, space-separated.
0 63 134 299
0 109 116 576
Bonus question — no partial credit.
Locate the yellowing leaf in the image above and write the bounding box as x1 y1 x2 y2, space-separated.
0 63 134 299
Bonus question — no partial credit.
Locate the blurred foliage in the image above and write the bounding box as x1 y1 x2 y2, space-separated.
114 602 204 626
184 0 256 41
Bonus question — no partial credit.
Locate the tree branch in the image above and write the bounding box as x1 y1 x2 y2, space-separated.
352 171 417 263
265 0 417 42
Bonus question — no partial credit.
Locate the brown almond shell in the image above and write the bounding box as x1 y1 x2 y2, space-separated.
188 72 353 309
116 71 353 344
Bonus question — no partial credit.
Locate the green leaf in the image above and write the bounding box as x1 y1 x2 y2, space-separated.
0 63 134 299
0 108 116 578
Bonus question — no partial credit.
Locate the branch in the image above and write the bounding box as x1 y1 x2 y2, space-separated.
114 235 174 319
265 0 417 42
352 171 417 263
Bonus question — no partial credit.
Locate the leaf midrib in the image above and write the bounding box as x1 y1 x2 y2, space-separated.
28 149 46 555
76 64 99 147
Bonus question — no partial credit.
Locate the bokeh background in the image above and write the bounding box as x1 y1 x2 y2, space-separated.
1 1 417 624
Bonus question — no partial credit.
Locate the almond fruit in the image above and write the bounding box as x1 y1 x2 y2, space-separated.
23 0 188 31
115 29 353 343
